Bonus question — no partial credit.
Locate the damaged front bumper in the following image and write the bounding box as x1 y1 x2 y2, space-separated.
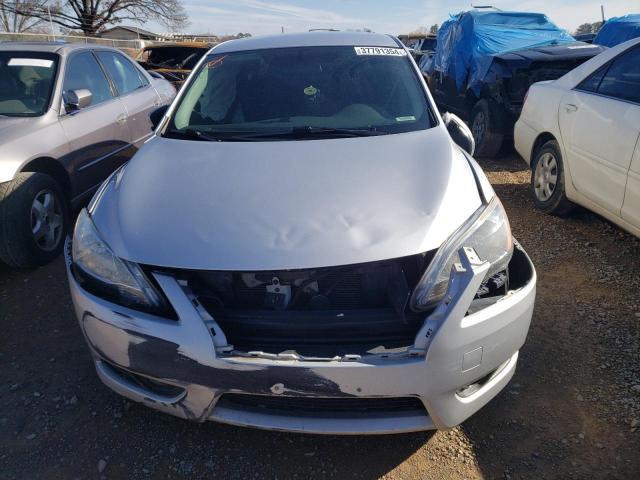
65 241 536 435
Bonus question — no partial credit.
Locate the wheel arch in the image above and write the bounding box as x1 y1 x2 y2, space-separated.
530 132 558 168
20 157 71 201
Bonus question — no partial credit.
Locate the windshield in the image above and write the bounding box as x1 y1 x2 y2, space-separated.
0 52 58 117
165 45 434 141
139 46 208 70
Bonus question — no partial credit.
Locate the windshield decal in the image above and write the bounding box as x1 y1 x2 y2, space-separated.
303 85 318 96
8 58 54 68
354 47 407 56
205 56 226 69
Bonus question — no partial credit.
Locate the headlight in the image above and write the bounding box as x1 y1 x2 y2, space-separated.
72 209 167 313
411 196 513 311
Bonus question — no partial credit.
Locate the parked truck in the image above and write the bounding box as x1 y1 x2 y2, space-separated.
422 10 605 156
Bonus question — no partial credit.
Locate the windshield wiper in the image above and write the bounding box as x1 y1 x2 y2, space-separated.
162 128 219 141
162 126 386 142
213 126 386 141
296 126 384 137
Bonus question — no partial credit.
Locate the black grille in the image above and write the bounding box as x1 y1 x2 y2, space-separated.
217 394 426 416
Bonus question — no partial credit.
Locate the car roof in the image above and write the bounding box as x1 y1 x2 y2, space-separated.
213 31 400 54
0 41 121 55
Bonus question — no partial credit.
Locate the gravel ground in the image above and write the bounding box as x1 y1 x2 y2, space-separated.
1 153 639 479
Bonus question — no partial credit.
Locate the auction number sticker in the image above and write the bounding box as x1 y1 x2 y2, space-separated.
8 58 53 68
354 46 407 56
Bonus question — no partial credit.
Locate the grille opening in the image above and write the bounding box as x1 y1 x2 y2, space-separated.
217 394 427 417
172 253 433 357
104 361 185 397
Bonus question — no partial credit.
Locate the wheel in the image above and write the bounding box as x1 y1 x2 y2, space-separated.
530 140 574 216
470 100 504 157
0 172 69 268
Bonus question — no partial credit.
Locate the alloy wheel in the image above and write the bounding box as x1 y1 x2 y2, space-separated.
30 189 64 252
534 152 558 202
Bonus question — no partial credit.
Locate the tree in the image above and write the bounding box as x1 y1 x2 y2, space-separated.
0 0 47 32
575 23 593 35
429 23 438 35
575 21 604 36
7 0 189 36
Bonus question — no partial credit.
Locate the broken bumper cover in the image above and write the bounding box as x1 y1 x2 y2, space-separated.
65 241 536 435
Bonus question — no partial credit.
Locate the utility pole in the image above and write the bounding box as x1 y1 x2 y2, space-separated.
47 5 55 40
601 5 605 23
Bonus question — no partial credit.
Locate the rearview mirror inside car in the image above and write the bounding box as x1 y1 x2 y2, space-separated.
64 89 93 111
149 105 169 131
443 112 475 156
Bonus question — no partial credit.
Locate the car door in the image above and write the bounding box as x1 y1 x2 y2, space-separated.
95 50 161 148
558 45 640 216
59 50 131 201
621 136 640 229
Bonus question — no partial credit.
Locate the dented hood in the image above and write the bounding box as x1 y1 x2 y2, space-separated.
91 127 482 270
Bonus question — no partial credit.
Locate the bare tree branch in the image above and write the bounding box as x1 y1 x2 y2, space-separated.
0 0 48 32
3 0 189 36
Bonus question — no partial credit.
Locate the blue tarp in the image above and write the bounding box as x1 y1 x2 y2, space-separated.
423 11 575 95
594 14 640 47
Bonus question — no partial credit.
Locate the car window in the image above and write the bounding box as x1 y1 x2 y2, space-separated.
95 51 143 95
63 52 113 107
577 65 607 93
596 46 640 104
0 52 59 116
141 47 207 69
167 46 434 139
133 63 149 87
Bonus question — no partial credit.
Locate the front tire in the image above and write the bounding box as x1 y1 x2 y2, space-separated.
0 172 69 268
530 140 574 216
470 99 504 157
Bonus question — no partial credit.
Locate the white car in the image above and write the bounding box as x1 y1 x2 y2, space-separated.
515 38 640 237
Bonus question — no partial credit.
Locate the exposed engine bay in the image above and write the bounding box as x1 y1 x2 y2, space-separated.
166 252 511 358
190 259 424 314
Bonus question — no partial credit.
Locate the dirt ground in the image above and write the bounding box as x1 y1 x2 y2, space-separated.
1 153 639 479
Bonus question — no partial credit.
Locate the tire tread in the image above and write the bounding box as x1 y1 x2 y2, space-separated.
0 172 68 268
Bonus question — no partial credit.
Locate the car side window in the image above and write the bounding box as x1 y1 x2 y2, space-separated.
596 46 640 104
95 51 143 96
576 65 606 93
136 66 150 87
62 51 113 107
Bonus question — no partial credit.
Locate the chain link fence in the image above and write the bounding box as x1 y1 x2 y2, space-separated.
0 31 146 52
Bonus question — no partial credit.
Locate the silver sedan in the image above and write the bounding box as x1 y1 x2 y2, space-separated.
67 32 536 435
0 42 175 268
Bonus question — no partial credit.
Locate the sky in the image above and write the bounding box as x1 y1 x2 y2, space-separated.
146 0 638 36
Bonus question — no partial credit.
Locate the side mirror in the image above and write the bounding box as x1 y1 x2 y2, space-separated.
149 105 169 131
64 89 92 111
443 112 475 156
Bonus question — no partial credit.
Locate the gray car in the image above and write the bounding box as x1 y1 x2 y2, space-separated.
0 42 175 268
